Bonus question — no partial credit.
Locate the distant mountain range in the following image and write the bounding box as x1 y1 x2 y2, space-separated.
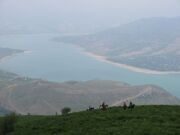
0 70 179 115
56 17 180 72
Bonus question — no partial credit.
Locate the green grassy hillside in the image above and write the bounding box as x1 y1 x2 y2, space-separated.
1 106 180 135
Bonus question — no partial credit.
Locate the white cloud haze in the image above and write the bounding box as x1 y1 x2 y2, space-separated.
0 0 180 33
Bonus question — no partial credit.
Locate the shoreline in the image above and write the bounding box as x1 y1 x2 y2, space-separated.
83 51 180 75
0 50 30 62
0 54 19 62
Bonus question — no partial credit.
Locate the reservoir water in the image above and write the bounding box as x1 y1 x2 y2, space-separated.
0 34 180 97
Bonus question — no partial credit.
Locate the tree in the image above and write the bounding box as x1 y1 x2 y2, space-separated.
61 107 71 115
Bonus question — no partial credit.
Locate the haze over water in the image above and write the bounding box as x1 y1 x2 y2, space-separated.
0 34 180 97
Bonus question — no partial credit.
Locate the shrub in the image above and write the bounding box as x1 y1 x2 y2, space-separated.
61 107 71 115
0 112 17 135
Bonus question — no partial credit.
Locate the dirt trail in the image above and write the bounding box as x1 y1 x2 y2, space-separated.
6 84 25 114
111 87 153 106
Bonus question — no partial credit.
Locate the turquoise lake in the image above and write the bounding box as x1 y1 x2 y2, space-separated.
0 34 179 97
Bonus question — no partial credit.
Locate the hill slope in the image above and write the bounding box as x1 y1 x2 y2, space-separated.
2 106 180 135
0 71 180 115
56 17 180 72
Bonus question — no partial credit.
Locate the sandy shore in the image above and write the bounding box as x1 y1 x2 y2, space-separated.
0 54 18 62
23 50 32 54
83 51 180 75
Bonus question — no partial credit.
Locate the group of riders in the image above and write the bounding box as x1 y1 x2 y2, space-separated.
87 101 135 111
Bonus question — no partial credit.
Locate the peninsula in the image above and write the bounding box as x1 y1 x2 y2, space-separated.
55 17 180 73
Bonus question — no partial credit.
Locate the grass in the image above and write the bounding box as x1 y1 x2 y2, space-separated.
1 106 180 135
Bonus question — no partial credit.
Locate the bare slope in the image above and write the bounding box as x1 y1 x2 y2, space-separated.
0 71 179 115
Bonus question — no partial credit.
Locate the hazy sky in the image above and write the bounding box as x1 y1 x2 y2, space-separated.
0 0 180 33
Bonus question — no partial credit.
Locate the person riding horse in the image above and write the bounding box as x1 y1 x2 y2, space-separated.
99 102 108 111
128 101 135 110
123 102 127 110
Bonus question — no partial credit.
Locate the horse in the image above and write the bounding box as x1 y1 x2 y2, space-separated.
87 106 95 111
